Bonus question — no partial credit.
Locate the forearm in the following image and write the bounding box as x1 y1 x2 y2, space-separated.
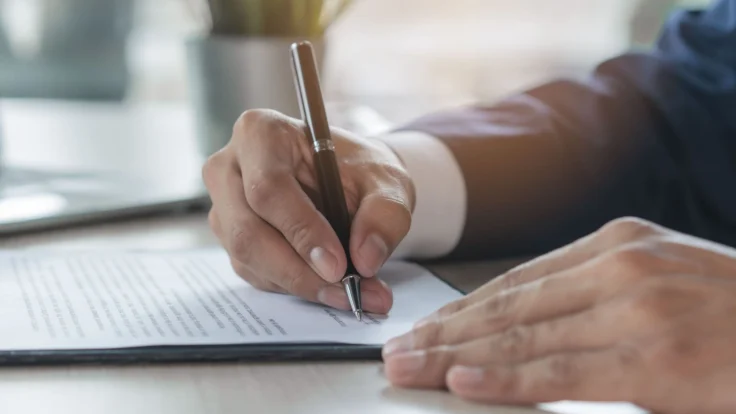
378 78 669 260
383 58 736 260
406 71 682 260
377 2 736 261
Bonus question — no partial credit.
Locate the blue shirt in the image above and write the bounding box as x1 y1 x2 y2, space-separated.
401 0 736 258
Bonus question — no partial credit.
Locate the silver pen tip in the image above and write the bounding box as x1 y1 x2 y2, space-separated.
354 309 363 321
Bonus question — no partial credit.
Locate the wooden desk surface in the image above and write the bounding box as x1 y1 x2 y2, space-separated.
0 100 646 414
0 214 646 414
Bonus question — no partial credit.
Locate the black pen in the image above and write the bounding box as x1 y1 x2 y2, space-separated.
289 41 363 321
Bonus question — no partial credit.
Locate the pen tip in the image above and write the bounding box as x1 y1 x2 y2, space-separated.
354 310 363 321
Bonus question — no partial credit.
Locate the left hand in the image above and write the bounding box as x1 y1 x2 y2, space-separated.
382 217 736 414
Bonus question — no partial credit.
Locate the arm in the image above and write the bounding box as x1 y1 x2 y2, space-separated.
379 0 736 261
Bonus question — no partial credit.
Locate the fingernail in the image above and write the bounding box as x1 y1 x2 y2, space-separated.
382 333 414 357
387 350 426 375
362 290 386 313
310 247 337 281
318 286 347 309
359 234 389 276
448 366 485 387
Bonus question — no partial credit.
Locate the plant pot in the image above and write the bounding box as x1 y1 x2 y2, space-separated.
186 35 326 158
0 0 133 100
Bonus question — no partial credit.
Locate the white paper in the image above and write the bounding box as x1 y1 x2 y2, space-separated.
0 248 462 350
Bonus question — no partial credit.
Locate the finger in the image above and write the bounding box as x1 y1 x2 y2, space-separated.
244 168 348 283
384 299 627 389
386 271 711 390
386 244 692 354
202 153 255 263
228 256 285 293
420 218 662 322
234 112 348 284
242 210 391 314
235 208 392 313
446 347 641 405
202 149 254 262
203 147 389 312
384 254 704 388
384 265 601 356
208 207 224 243
350 189 412 278
423 240 601 324
399 244 705 359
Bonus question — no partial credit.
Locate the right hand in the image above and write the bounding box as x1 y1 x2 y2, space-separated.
202 109 415 314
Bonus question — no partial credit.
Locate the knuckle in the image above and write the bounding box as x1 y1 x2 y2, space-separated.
628 282 676 326
366 192 413 234
380 162 413 190
281 219 313 252
234 108 268 135
499 266 527 293
236 108 297 141
497 325 535 361
201 149 230 188
436 300 465 319
599 217 659 244
483 292 513 318
415 321 445 347
245 169 281 211
229 219 255 262
481 311 515 333
545 354 582 389
381 195 412 226
609 245 659 282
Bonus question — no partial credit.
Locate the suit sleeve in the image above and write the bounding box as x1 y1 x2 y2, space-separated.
380 0 736 261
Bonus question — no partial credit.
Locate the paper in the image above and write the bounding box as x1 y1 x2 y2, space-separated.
0 249 462 351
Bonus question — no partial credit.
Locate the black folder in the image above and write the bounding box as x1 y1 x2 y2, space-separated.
0 343 382 366
0 269 463 367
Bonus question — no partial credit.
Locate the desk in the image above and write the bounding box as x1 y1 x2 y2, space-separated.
0 100 646 414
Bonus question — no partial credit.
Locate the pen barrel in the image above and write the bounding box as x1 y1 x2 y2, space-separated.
290 40 359 279
313 149 358 275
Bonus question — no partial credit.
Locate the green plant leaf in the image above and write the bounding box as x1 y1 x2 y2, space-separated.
203 0 352 36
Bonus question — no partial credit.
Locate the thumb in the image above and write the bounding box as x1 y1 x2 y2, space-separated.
349 190 412 277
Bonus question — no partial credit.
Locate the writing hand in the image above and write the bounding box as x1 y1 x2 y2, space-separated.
202 109 414 314
383 217 736 414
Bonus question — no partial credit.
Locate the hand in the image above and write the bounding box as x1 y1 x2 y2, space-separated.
202 109 414 314
382 217 736 414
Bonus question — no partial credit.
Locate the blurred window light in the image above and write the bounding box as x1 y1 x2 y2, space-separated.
0 0 43 59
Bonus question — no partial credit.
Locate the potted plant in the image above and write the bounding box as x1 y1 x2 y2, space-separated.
185 0 353 157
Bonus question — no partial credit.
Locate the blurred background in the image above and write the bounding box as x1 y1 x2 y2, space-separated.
0 0 715 235
0 0 713 123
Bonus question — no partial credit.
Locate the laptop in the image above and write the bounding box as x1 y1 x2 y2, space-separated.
0 99 390 236
0 99 211 236
0 165 210 235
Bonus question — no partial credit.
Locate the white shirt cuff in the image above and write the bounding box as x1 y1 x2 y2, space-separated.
373 131 467 259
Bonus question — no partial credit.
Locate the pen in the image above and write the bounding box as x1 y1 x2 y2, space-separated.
289 40 363 321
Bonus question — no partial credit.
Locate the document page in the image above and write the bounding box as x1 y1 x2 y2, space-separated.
0 249 462 351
